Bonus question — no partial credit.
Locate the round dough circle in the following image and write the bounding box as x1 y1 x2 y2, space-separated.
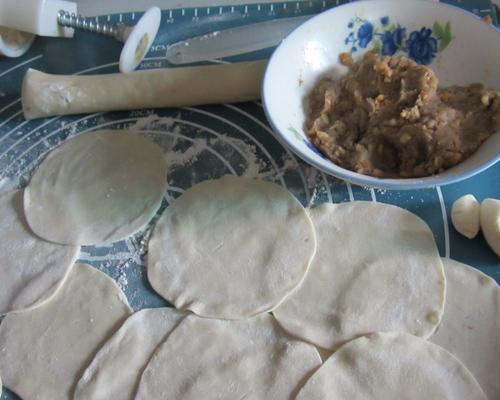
75 308 186 400
147 175 317 319
135 314 322 399
0 263 132 400
0 190 78 315
273 202 446 350
296 332 488 400
431 258 500 399
24 130 167 245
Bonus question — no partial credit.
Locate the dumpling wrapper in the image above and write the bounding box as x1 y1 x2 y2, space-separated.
0 263 132 400
0 190 78 315
74 308 186 400
273 202 445 350
430 258 500 400
147 176 317 319
24 130 167 245
295 332 487 400
135 313 322 399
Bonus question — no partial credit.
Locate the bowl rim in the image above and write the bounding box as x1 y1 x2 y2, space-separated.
262 0 500 190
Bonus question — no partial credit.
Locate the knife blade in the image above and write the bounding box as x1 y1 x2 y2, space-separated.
165 15 311 64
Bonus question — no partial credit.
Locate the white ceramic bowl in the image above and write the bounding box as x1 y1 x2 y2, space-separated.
262 0 500 189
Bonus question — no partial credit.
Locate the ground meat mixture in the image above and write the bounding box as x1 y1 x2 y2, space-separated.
306 52 500 178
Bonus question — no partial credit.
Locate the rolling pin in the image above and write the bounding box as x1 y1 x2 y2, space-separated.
22 61 267 119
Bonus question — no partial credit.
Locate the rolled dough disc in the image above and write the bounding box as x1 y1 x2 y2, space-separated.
0 190 78 315
147 175 317 319
0 263 132 400
430 258 500 399
273 202 445 350
74 307 186 400
295 332 487 400
24 130 168 245
135 313 322 399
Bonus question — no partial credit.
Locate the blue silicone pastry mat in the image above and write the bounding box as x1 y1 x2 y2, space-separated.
0 1 499 398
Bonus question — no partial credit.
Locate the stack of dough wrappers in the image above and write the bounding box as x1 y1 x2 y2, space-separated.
0 129 498 400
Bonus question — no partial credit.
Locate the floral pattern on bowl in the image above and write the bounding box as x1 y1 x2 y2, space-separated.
344 16 453 64
288 127 328 159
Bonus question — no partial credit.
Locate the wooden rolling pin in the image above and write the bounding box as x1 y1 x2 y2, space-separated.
22 60 267 119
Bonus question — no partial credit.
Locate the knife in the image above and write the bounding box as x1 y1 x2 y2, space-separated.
165 15 311 64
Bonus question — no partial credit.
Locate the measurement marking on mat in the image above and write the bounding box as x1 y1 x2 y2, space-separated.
436 186 450 258
187 106 288 190
0 99 20 115
0 54 42 79
224 103 313 203
131 12 135 20
346 183 354 201
0 111 22 131
206 7 210 15
119 13 123 22
219 7 223 14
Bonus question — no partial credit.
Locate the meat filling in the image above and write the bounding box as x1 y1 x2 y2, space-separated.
306 52 500 178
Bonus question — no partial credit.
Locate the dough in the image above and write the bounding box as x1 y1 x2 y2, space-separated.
148 175 316 319
22 61 266 119
0 190 78 315
451 194 481 239
480 198 500 256
273 202 445 350
135 313 322 399
24 130 167 245
74 308 186 400
431 258 500 399
295 332 488 400
0 263 132 400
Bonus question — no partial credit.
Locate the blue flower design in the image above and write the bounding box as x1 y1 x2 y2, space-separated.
380 25 406 56
304 139 327 159
406 27 438 65
357 21 374 48
344 17 449 64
